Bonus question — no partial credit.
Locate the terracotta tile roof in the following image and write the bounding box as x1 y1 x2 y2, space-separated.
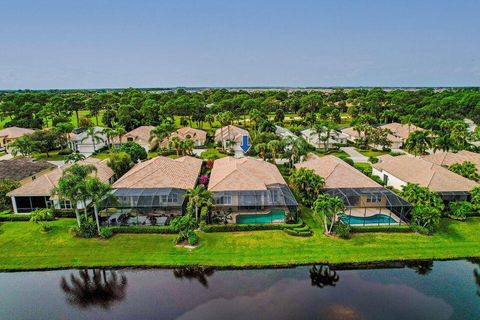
112 126 154 145
214 125 250 143
0 157 55 181
341 126 403 143
160 127 207 147
378 122 422 140
7 158 114 197
421 150 480 173
295 154 381 188
112 156 202 190
208 157 287 192
373 155 478 192
0 127 34 139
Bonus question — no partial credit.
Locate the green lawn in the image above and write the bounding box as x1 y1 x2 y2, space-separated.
355 148 389 157
1 213 479 271
32 149 68 161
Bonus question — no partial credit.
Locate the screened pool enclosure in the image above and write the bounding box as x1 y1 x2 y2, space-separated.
211 186 299 223
102 188 188 226
324 187 412 226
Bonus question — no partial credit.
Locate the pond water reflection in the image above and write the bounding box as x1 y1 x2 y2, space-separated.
0 260 479 320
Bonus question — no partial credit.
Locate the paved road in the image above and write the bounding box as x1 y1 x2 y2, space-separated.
340 147 369 163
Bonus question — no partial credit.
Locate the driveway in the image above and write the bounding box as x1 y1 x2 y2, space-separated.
340 147 369 163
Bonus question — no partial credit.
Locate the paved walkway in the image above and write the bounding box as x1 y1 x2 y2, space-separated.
340 147 369 163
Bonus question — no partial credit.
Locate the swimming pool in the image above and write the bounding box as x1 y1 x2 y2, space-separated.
339 214 396 225
236 210 285 224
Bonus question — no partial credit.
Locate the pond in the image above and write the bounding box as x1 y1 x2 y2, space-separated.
0 259 479 319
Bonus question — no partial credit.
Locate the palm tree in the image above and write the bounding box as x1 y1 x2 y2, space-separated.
401 115 415 134
248 108 262 133
184 185 214 222
313 194 345 235
103 127 117 149
112 122 126 145
64 152 86 164
255 143 268 160
310 265 340 288
205 114 215 129
149 120 175 148
267 140 283 163
173 266 215 288
85 177 113 234
81 127 104 152
183 138 195 156
53 164 97 226
60 269 127 309
405 130 432 156
169 137 183 157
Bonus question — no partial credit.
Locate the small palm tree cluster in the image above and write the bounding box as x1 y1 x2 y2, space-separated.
168 137 195 157
53 164 113 235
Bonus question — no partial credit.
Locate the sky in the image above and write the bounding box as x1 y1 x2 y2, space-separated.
0 0 479 89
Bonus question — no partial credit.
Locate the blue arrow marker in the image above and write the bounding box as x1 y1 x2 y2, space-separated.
240 135 251 152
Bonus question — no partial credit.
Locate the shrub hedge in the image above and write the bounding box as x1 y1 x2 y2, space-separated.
200 218 304 233
109 226 176 234
0 214 32 222
283 228 312 237
350 225 412 233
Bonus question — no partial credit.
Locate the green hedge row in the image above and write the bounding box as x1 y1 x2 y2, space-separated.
0 214 32 222
200 219 304 233
350 225 412 233
283 228 313 237
108 226 177 234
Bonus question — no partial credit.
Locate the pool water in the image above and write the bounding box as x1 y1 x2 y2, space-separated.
339 213 396 225
236 210 285 224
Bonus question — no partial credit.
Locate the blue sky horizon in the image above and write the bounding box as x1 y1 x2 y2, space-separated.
1 0 479 90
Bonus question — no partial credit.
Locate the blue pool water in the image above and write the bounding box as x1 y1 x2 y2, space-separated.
339 214 396 225
236 210 285 224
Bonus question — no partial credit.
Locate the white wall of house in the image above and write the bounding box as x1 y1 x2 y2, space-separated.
372 168 407 190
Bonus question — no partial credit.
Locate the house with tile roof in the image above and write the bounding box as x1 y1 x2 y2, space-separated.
208 157 298 223
421 150 480 174
295 154 411 226
7 158 115 213
160 127 207 148
113 125 155 152
0 126 35 148
372 154 479 202
69 126 107 154
107 156 203 216
300 128 348 149
214 125 250 158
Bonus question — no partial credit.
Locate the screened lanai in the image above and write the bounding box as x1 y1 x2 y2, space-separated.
102 188 187 226
324 187 412 226
212 186 299 223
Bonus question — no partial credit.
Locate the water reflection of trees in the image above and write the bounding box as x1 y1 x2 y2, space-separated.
310 265 339 288
173 266 215 288
405 260 434 276
60 269 127 309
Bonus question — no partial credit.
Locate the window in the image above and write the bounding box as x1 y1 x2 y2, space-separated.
168 194 178 203
60 200 72 209
161 195 168 203
127 137 134 142
271 190 280 203
31 175 36 181
216 195 232 205
366 194 381 203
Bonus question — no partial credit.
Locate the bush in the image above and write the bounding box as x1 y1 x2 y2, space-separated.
200 219 304 233
350 225 412 233
109 226 176 234
283 228 312 237
74 217 98 238
368 156 379 164
343 158 354 166
411 224 431 235
449 201 474 221
411 205 441 233
187 232 198 245
0 214 32 221
58 148 73 155
334 223 351 239
99 227 113 239
119 141 148 163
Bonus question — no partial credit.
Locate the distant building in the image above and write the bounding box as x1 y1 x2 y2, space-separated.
214 125 250 158
0 157 55 185
69 126 107 154
113 125 155 152
275 125 297 140
300 128 348 149
421 150 480 175
160 127 207 148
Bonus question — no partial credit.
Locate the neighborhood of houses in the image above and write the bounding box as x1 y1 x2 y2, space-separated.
0 121 479 229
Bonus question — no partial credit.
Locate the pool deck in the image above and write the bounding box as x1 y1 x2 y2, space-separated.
339 208 404 226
